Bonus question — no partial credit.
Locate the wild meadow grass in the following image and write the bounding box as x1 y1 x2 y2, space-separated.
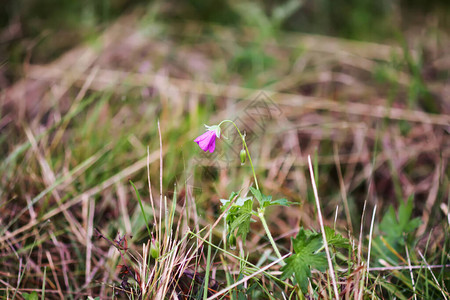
1 2 450 299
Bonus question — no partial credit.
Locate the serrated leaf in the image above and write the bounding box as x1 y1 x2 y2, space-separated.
249 187 291 208
22 292 38 300
324 226 349 249
398 195 421 234
263 197 290 208
379 206 398 236
249 187 262 204
379 196 421 242
249 186 272 207
375 195 422 262
235 196 253 207
228 200 254 243
281 228 328 292
220 191 240 210
261 194 273 207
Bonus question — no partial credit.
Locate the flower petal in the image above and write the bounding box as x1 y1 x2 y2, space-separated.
194 131 209 142
194 130 216 152
207 137 216 153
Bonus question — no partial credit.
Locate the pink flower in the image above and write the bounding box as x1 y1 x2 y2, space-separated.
194 125 221 153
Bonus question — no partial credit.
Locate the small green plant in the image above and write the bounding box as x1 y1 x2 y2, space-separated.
194 120 349 297
373 195 421 265
280 226 349 293
280 228 327 292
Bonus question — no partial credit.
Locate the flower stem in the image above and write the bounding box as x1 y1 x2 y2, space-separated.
219 120 259 190
257 208 284 264
218 120 284 264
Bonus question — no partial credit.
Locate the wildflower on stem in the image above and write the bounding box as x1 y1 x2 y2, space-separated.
194 125 221 153
194 120 286 261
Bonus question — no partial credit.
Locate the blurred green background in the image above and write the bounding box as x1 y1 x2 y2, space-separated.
1 1 449 298
2 0 450 74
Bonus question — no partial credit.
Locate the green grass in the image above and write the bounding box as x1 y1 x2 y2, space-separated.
1 1 450 299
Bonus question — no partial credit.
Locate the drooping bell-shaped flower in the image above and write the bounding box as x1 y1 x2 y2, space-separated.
194 125 221 153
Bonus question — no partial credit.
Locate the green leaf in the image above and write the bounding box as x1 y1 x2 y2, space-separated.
281 228 328 292
228 199 254 243
220 191 240 209
375 195 421 262
221 192 254 245
220 196 252 209
379 206 398 237
379 195 421 244
249 187 291 208
23 292 39 300
264 197 290 208
249 187 262 204
324 226 349 249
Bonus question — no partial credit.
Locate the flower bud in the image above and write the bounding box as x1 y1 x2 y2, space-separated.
240 149 246 165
